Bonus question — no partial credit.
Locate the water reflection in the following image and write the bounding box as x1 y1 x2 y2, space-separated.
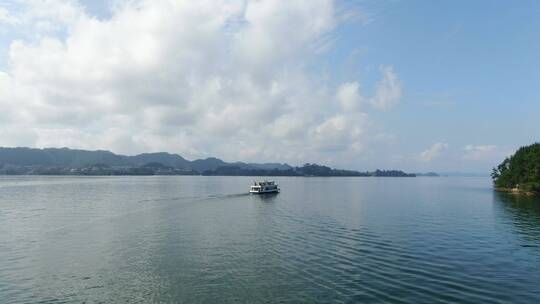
251 192 279 202
3 177 540 303
493 191 540 246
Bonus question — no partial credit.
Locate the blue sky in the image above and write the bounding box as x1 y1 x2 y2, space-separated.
0 0 538 173
329 0 540 171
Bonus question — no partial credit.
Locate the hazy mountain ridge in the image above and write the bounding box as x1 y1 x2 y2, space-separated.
0 147 296 173
0 147 417 177
128 152 190 168
0 147 128 167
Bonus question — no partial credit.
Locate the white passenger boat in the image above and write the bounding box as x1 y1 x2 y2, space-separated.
249 180 280 194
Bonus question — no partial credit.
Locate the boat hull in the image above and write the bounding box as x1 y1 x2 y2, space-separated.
249 189 280 194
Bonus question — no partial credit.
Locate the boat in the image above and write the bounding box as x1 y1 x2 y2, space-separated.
249 180 280 194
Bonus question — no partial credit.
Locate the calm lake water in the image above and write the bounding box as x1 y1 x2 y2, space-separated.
1 176 539 303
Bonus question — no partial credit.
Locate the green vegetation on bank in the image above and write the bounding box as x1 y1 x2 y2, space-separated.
202 164 415 177
492 143 540 194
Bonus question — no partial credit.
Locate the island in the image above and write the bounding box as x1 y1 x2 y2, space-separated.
0 147 420 177
202 164 416 177
492 143 540 195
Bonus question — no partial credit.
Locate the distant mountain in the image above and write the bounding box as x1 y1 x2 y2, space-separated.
0 147 293 173
128 152 190 168
0 147 416 177
415 172 439 177
0 147 128 167
246 163 293 170
189 157 227 172
437 172 489 177
202 164 415 177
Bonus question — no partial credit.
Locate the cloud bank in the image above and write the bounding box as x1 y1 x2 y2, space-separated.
419 142 448 162
0 0 402 166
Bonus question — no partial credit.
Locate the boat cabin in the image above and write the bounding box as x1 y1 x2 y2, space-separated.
250 180 279 194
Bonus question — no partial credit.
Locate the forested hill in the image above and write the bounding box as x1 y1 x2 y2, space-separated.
202 164 416 177
0 147 286 173
0 147 416 177
492 143 540 194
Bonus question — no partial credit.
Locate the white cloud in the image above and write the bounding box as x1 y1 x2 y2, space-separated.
370 65 402 110
0 7 13 24
419 142 448 162
337 81 363 111
462 144 498 160
337 66 403 112
0 0 85 33
0 0 402 165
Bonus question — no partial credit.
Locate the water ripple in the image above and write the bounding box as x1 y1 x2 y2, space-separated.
1 176 539 303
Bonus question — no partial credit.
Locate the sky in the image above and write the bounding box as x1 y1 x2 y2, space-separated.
0 0 539 173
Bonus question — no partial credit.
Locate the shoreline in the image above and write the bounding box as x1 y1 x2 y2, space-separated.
494 187 539 196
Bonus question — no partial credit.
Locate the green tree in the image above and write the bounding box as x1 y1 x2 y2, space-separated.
492 143 540 193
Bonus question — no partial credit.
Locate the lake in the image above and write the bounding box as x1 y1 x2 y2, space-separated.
1 176 539 303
